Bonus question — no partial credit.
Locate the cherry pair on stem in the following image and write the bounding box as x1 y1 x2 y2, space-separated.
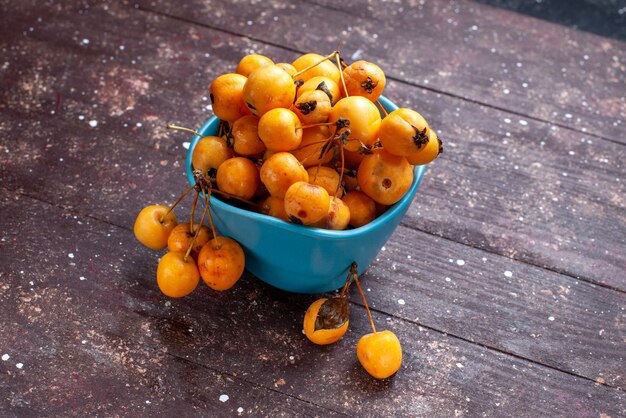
133 170 246 297
304 262 403 379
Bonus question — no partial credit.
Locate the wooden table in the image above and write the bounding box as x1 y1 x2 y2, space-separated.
1 1 624 416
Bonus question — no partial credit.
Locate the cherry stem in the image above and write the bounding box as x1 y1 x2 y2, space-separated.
189 189 199 236
291 51 337 79
204 192 219 241
339 262 356 298
160 184 194 223
167 124 202 137
335 52 349 98
337 142 346 197
375 100 389 117
183 189 210 262
352 268 377 334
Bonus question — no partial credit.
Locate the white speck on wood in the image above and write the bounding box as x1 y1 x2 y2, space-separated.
1 354 9 361
219 394 229 402
351 49 364 60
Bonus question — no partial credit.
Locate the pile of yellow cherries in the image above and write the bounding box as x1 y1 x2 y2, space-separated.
135 50 443 379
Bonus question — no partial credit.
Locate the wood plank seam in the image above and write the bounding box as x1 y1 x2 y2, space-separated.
398 222 626 296
383 74 626 147
349 300 620 390
165 352 354 417
4 186 622 392
135 3 626 147
7 173 622 297
134 4 302 56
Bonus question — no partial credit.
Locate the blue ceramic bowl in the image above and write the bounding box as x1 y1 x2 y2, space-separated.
186 96 426 293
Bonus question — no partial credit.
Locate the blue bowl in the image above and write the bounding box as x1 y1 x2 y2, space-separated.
186 96 426 293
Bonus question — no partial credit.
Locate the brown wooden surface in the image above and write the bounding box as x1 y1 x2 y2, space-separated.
1 1 625 417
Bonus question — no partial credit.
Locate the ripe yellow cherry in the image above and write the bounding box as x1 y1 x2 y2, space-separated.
209 73 251 123
406 128 442 166
342 191 376 228
260 152 309 198
357 149 413 205
293 90 332 125
341 60 386 101
258 108 303 152
134 205 178 250
156 251 200 298
303 298 349 345
297 76 341 105
292 53 341 86
197 237 245 291
312 196 350 230
260 196 290 221
378 108 430 157
216 157 260 201
284 181 330 225
192 135 233 177
307 166 343 198
167 223 211 254
232 115 265 156
356 330 402 379
328 96 381 152
243 65 296 116
236 54 274 77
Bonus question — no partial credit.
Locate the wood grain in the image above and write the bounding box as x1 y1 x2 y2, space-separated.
0 0 623 385
1 1 625 415
1 108 624 390
1 191 624 417
1 1 624 290
135 0 626 143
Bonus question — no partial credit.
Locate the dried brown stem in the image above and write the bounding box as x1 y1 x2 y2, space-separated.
375 100 389 117
353 270 377 334
339 262 357 298
183 190 210 263
160 184 194 223
335 52 349 98
189 190 199 234
167 124 202 137
204 192 218 242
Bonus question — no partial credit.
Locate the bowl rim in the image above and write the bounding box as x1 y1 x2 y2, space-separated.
185 95 427 239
